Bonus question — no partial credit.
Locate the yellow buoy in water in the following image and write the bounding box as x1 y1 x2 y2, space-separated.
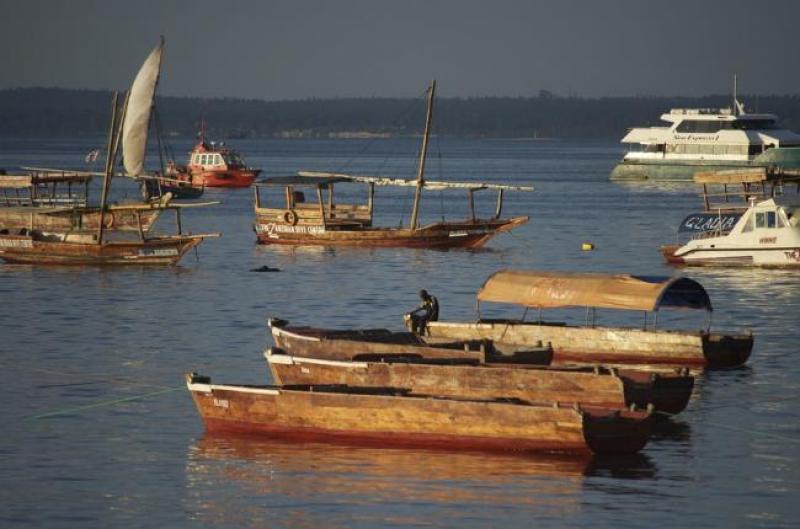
581 242 595 251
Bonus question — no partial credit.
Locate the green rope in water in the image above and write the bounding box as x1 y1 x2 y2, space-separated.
25 386 183 420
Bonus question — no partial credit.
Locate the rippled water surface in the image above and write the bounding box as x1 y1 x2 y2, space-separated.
1 137 798 528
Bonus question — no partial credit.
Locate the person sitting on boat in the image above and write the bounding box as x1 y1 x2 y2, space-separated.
408 289 439 334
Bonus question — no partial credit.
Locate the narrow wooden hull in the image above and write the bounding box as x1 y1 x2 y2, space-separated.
266 350 693 415
0 207 162 232
269 320 502 361
186 374 653 455
254 217 528 249
268 321 694 415
0 234 205 265
422 320 752 369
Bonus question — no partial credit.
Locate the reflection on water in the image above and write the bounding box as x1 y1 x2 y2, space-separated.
184 434 617 528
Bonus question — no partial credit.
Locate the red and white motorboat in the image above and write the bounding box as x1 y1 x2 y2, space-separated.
168 130 261 188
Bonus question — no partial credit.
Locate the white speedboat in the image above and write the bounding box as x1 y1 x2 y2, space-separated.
662 188 800 268
611 97 800 181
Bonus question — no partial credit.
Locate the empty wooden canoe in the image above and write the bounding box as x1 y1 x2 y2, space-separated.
266 349 693 415
186 373 653 455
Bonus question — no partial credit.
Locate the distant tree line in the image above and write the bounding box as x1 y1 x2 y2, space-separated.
2 87 799 139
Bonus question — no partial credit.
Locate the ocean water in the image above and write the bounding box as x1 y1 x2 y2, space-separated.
1 137 798 528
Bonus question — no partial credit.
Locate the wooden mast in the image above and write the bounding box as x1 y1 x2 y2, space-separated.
97 92 120 244
409 80 435 230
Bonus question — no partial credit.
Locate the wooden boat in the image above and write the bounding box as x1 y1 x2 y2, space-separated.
0 170 167 232
661 168 800 267
267 317 544 362
265 348 694 415
253 81 531 249
185 373 653 455
0 41 219 266
414 270 753 369
0 231 205 265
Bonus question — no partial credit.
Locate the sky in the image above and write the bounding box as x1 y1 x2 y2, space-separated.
1 0 798 100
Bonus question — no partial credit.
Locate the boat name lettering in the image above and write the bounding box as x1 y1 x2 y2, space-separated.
679 213 741 234
784 249 800 262
448 229 490 238
259 223 326 238
213 398 229 409
137 248 179 257
673 134 719 141
0 238 34 248
759 237 777 244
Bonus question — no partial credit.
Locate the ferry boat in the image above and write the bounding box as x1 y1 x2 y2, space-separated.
610 97 800 181
168 132 261 188
661 168 800 267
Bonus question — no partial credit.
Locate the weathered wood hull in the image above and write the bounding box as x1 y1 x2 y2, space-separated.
422 320 752 369
0 207 162 232
254 217 528 249
186 374 653 455
269 320 505 362
0 234 205 265
268 321 693 415
266 350 693 414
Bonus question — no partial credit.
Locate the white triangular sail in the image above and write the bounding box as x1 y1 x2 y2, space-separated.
122 40 163 176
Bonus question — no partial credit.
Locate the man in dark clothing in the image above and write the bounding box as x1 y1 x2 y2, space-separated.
409 289 439 334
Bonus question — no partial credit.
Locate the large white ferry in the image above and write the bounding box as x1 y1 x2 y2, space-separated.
611 99 800 181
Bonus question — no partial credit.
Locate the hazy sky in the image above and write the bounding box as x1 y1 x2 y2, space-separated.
1 0 798 100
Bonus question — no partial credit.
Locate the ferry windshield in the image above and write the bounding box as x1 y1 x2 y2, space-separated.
676 119 777 133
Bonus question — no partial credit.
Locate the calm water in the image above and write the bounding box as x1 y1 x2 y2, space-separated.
1 137 798 528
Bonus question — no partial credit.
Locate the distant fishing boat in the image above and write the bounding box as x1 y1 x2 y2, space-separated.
610 78 800 181
0 40 219 266
661 167 800 267
185 373 653 455
253 81 531 249
165 125 261 188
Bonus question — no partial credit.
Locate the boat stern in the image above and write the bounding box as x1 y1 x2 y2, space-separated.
581 406 653 455
701 331 754 368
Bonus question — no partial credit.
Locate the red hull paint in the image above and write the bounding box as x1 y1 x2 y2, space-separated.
191 169 260 188
202 417 592 455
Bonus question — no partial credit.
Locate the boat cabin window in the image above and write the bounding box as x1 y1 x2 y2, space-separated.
667 144 747 155
731 119 777 130
741 215 754 233
755 211 776 229
676 119 777 133
676 120 723 134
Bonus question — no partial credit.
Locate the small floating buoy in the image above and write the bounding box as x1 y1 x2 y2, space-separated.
251 265 280 272
581 242 595 251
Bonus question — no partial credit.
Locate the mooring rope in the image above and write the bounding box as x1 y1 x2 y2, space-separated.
25 386 183 420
